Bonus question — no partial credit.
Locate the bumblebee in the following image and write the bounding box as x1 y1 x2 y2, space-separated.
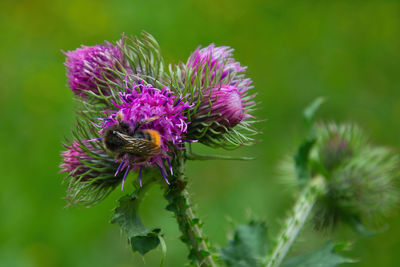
102 112 162 162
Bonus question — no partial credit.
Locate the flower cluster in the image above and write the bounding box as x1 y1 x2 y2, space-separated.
59 32 400 266
60 32 257 206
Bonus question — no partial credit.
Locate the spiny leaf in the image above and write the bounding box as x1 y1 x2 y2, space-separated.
283 242 354 267
111 193 161 256
111 195 147 236
220 220 269 267
130 229 161 255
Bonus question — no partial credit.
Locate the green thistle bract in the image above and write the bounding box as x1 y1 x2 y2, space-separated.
60 140 123 207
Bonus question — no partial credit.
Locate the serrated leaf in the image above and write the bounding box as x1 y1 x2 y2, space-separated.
221 221 269 267
294 139 316 184
111 194 146 235
283 242 354 267
111 194 161 256
303 97 325 128
130 229 161 255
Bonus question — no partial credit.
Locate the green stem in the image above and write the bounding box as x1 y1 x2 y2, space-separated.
164 152 217 267
266 176 326 267
186 152 254 161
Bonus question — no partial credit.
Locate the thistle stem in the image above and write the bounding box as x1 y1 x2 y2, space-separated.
265 176 326 267
164 152 217 267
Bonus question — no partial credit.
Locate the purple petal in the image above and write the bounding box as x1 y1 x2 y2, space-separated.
121 166 130 190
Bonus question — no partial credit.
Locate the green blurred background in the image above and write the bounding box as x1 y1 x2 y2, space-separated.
1 0 400 266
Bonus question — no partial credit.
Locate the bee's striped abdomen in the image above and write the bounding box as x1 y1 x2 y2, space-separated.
141 129 161 147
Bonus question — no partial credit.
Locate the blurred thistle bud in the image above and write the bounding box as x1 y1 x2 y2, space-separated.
60 141 123 206
183 44 257 148
64 42 125 97
312 123 367 172
310 123 400 230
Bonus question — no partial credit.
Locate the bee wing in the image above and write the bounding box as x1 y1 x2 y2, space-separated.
115 132 160 155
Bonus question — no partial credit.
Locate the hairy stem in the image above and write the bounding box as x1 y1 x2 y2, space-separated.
266 176 326 267
164 152 217 266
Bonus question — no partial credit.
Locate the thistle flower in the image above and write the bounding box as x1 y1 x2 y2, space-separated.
187 44 245 83
184 44 257 148
60 141 123 206
98 80 190 186
64 42 124 97
310 123 400 229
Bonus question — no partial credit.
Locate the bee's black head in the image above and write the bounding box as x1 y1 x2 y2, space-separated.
103 125 127 153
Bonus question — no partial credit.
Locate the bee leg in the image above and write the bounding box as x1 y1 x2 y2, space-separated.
124 153 143 165
132 156 150 165
133 159 146 164
141 115 162 125
133 115 162 133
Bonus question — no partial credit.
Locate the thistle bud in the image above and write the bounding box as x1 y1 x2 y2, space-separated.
188 84 252 135
311 123 400 230
60 141 122 206
185 44 257 148
64 42 123 97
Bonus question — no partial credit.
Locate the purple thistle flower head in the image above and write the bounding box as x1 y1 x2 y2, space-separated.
99 80 190 185
64 42 123 97
187 44 245 82
185 44 257 147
